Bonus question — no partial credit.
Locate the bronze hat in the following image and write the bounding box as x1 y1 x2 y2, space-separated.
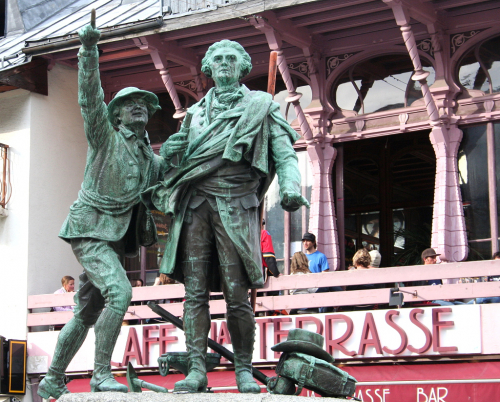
271 328 334 363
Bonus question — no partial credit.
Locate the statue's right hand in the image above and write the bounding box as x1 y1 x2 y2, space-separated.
160 133 189 162
78 10 100 49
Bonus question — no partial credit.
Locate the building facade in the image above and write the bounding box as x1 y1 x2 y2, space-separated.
2 0 500 400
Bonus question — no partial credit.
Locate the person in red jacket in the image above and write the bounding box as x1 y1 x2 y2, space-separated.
261 220 280 281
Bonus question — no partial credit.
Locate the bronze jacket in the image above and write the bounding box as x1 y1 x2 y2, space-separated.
59 45 164 256
144 85 301 289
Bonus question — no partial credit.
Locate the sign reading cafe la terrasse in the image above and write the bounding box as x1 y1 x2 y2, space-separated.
27 305 481 373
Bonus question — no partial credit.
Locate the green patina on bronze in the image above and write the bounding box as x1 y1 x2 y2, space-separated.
142 39 309 394
38 14 167 400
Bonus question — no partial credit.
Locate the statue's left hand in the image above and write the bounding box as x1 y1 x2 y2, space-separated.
78 9 101 49
280 191 310 212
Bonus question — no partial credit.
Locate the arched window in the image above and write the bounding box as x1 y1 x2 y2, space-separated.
332 54 435 114
457 35 500 95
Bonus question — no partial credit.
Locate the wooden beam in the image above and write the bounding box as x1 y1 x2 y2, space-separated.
0 58 48 95
400 0 439 25
275 0 375 20
291 1 388 27
434 0 493 11
309 10 395 35
177 27 260 48
257 11 312 49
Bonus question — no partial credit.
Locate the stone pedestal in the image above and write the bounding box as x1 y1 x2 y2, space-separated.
58 392 347 402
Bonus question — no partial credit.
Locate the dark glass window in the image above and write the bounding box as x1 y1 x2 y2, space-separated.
333 54 435 114
146 91 197 145
459 125 491 260
494 123 500 252
458 35 500 94
459 125 490 241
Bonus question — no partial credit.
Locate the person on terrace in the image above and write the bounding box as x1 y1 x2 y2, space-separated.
53 276 75 312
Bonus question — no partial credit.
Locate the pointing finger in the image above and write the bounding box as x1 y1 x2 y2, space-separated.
91 9 96 29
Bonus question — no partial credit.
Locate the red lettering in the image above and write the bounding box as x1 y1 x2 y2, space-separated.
256 318 272 359
325 314 356 357
121 327 143 366
407 309 432 354
358 313 383 355
432 308 458 353
382 310 408 355
142 326 159 366
273 317 292 358
159 324 178 355
296 316 324 335
218 321 231 345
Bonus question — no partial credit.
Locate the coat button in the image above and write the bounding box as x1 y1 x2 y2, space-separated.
226 197 232 203
228 207 234 215
127 174 132 178
129 161 134 165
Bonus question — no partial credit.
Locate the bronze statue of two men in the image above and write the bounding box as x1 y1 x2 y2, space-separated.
39 15 308 400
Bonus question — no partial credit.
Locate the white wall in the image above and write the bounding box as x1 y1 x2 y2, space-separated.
28 63 87 298
0 89 31 340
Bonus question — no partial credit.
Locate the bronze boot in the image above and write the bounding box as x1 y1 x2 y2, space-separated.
90 308 128 393
174 262 210 393
38 318 89 400
226 305 260 393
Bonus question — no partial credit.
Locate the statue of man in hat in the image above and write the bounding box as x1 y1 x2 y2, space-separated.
38 16 175 400
143 39 309 393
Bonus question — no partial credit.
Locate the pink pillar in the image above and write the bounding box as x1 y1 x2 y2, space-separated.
430 126 468 262
275 49 313 141
134 37 186 119
385 1 468 262
307 143 340 270
158 67 186 119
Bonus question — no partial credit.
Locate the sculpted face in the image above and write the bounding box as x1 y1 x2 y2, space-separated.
210 47 242 87
118 96 148 127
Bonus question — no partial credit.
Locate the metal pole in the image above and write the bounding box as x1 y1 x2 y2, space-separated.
487 122 498 254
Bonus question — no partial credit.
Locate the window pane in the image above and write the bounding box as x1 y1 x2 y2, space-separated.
290 151 313 250
479 36 500 93
495 123 500 250
459 125 491 240
361 211 380 239
147 92 197 145
345 157 379 206
274 84 312 123
335 78 362 111
458 35 500 94
265 176 284 260
333 54 434 114
458 50 484 92
468 241 492 261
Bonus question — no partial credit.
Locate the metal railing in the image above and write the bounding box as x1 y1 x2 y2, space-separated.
27 260 500 328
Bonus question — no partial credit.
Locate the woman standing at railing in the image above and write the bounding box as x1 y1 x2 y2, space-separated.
289 252 319 314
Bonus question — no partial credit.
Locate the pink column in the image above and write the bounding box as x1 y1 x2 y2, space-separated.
249 16 338 267
430 126 468 262
158 67 186 119
134 36 186 119
385 1 468 262
275 49 313 141
307 143 340 270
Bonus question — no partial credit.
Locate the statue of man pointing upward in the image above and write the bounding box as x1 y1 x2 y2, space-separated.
38 14 176 399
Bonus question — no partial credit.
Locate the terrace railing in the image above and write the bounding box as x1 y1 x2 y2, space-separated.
27 260 500 328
